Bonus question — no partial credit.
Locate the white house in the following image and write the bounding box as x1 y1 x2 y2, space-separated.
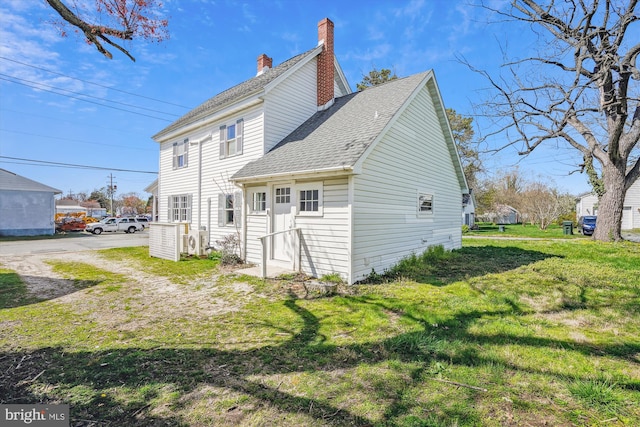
0 168 61 236
151 18 468 283
576 180 640 230
462 190 476 227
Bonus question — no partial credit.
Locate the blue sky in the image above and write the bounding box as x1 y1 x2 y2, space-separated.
0 0 592 198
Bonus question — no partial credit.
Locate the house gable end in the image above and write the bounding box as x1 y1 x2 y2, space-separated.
153 48 319 142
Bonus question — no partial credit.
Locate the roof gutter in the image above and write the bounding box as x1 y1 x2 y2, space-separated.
231 165 354 184
153 96 264 143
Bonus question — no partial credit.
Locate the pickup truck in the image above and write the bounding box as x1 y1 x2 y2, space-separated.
85 217 144 235
55 217 86 233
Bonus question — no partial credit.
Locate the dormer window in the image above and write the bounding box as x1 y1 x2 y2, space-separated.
219 119 244 159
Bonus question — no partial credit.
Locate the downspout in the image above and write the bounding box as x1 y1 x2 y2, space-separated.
197 139 202 230
191 132 212 231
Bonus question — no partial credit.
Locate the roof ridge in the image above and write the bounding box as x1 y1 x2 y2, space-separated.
153 47 319 140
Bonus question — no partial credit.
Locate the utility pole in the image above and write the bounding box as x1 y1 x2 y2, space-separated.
107 173 117 216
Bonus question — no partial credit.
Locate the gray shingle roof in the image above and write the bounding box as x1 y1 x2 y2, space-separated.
0 169 61 193
232 71 430 180
153 48 319 140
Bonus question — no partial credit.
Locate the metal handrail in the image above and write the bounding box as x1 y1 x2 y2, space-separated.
257 228 301 278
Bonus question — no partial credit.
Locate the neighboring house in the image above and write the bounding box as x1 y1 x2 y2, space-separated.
496 205 520 224
0 168 61 236
55 203 87 215
576 180 640 230
151 18 468 284
144 179 158 221
479 204 520 224
462 190 476 227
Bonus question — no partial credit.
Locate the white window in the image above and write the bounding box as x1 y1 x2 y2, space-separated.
173 139 189 169
275 187 291 204
418 193 433 214
299 190 319 212
168 194 192 222
225 194 235 225
251 191 266 214
297 184 323 216
219 118 244 159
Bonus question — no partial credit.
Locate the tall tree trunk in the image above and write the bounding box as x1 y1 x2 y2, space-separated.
593 163 626 241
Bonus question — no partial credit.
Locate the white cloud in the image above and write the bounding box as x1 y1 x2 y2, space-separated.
392 0 427 18
345 43 393 63
242 3 256 24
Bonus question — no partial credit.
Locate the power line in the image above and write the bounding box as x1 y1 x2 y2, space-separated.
0 73 179 117
0 107 150 135
0 55 192 109
0 76 173 122
0 156 157 174
0 72 179 117
0 129 155 151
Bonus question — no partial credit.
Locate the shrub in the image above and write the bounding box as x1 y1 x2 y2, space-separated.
215 234 243 265
320 273 343 284
555 212 577 226
462 224 470 233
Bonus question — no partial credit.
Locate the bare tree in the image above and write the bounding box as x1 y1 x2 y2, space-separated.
519 181 568 230
474 0 640 241
45 0 168 61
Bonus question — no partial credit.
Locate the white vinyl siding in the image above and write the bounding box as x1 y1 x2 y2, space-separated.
352 83 463 283
263 59 318 153
575 193 599 217
157 106 263 249
294 179 349 280
158 139 198 223
242 179 350 280
623 180 640 229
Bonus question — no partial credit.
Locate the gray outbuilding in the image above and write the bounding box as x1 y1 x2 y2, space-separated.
0 169 62 236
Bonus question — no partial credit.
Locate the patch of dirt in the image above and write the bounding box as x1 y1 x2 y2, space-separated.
0 250 243 331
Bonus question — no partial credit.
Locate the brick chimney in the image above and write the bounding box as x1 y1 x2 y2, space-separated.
317 18 335 109
257 53 272 76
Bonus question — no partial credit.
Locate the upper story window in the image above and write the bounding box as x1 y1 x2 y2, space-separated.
219 118 244 159
173 138 189 169
418 193 434 215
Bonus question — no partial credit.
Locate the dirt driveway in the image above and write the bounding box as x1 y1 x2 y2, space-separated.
0 248 254 338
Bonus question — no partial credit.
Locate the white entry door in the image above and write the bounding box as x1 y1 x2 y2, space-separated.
272 186 294 262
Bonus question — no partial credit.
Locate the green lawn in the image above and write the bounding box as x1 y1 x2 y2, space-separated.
466 222 584 238
1 240 639 426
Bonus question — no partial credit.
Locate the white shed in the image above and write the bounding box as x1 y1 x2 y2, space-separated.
0 169 61 236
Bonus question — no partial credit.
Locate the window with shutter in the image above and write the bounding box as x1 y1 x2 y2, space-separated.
218 118 244 159
172 139 189 169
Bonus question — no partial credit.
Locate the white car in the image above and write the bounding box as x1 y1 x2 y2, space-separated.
86 217 144 235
